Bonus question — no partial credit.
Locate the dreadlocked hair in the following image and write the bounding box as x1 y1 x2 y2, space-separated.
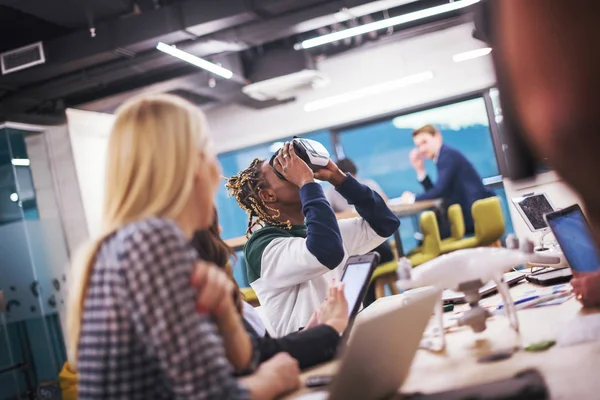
226 158 292 237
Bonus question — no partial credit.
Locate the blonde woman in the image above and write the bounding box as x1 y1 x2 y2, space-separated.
67 94 299 399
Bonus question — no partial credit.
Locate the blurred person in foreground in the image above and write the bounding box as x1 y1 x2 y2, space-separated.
67 94 299 399
492 1 600 307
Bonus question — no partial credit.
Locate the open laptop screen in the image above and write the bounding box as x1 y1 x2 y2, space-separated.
545 205 600 273
512 193 554 231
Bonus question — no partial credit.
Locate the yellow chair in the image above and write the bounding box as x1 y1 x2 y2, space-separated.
410 204 466 256
439 204 469 254
59 361 78 400
370 261 400 299
241 287 260 307
443 197 505 253
408 211 442 267
444 204 466 243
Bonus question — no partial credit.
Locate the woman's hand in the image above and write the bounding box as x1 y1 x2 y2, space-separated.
191 261 237 320
314 160 347 187
191 261 251 370
273 142 314 188
312 282 349 334
257 353 300 393
241 353 300 400
571 271 600 308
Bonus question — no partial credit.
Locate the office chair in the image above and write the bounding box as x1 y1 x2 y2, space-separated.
410 204 466 256
408 211 442 267
241 287 260 307
442 197 505 253
370 261 400 299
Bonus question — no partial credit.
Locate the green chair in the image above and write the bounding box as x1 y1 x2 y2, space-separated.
241 287 260 307
370 261 400 299
439 204 468 254
408 204 465 256
408 211 442 267
442 196 505 253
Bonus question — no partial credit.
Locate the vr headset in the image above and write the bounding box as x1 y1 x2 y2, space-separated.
269 137 330 180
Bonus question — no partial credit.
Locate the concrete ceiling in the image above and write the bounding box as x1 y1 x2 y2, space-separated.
0 0 474 121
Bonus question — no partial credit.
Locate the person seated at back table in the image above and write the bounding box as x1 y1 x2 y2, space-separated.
402 124 494 237
226 142 399 336
191 211 349 370
326 158 396 305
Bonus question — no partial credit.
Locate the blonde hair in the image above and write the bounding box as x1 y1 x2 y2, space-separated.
66 94 210 365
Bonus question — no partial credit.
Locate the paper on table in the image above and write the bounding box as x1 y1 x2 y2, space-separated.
556 314 600 347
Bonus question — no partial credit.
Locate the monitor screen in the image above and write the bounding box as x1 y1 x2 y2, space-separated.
513 194 554 231
546 207 600 273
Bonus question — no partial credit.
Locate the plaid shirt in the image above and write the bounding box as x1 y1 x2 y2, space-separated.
77 218 251 399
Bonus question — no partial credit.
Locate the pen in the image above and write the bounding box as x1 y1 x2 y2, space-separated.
497 295 540 310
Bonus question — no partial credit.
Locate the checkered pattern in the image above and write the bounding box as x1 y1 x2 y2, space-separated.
78 218 250 399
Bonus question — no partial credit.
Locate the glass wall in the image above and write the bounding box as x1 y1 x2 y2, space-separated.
0 127 69 399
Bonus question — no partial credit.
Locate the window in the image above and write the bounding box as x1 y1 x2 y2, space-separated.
337 97 512 250
338 98 498 199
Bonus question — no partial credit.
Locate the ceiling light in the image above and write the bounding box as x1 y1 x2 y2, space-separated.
304 71 434 112
156 42 233 79
296 0 480 50
11 158 30 166
10 193 18 202
452 47 492 63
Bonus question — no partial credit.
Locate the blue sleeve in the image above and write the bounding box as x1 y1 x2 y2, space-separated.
300 182 345 270
415 151 458 201
420 175 434 191
335 175 400 237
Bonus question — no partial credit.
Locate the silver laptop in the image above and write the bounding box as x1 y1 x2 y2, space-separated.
299 287 441 400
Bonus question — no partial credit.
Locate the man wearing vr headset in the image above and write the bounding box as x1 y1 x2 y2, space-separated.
226 142 399 336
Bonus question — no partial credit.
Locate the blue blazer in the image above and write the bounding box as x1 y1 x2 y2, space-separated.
416 144 493 233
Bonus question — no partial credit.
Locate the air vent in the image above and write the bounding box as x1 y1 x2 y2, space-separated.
1 42 45 75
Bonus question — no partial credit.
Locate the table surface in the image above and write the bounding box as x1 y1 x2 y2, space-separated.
224 199 441 250
286 282 600 400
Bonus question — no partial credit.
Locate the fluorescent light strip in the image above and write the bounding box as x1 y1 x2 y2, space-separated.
304 71 434 112
11 158 30 167
156 42 233 79
298 0 480 49
453 47 492 63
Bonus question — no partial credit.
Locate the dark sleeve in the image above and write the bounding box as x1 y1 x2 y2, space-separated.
415 151 459 201
420 175 434 191
335 174 400 237
244 320 340 370
301 182 345 270
120 221 250 399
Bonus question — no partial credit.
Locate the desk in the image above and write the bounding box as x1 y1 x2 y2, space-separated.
224 236 248 252
288 283 600 399
224 199 442 256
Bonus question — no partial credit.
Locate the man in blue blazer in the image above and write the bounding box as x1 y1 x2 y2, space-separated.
402 124 493 236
